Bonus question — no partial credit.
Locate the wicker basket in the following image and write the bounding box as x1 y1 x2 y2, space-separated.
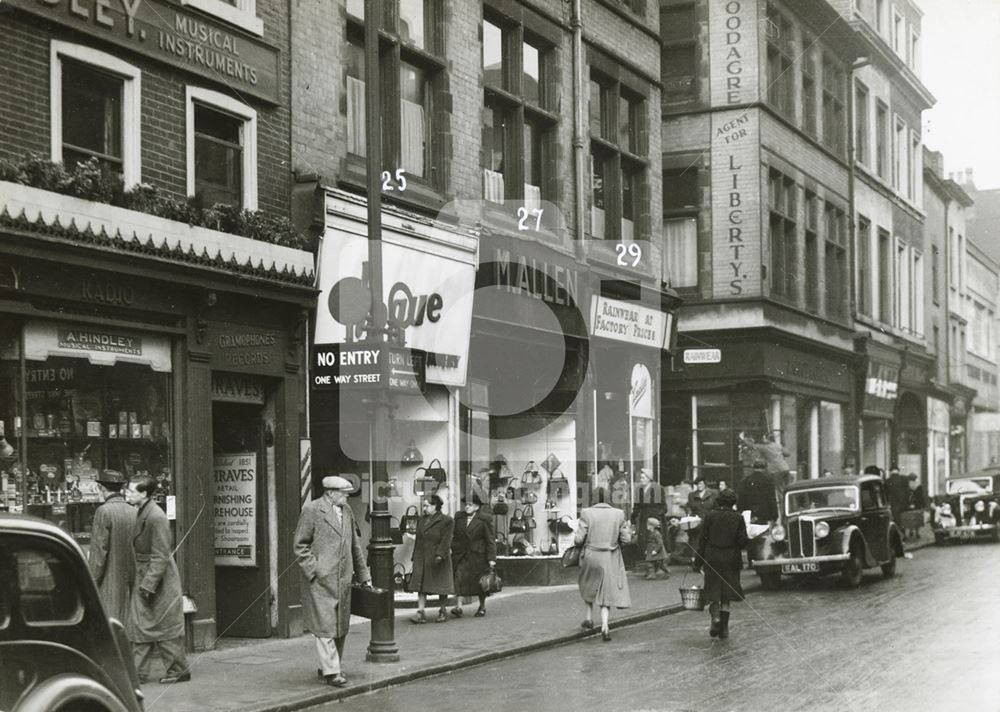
679 585 706 611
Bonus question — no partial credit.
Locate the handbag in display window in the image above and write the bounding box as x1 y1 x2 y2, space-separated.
522 461 542 487
548 515 574 535
541 453 561 474
509 508 527 533
400 505 419 535
506 477 522 501
523 489 539 505
393 563 412 592
425 458 447 484
413 467 438 495
494 532 510 556
389 516 403 544
547 466 568 483
491 490 509 515
523 503 536 530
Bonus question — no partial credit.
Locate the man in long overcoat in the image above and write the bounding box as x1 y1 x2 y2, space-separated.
125 476 188 684
88 469 135 624
293 475 371 688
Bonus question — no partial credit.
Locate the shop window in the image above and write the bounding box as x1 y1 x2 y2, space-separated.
186 87 258 211
768 170 797 302
660 3 697 102
50 41 141 188
692 393 768 487
589 70 648 241
819 401 843 476
346 1 448 199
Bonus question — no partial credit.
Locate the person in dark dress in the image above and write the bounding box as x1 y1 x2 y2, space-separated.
450 493 496 618
737 461 779 524
696 488 749 640
630 468 666 561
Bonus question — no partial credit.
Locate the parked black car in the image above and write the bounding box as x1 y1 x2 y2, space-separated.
748 475 904 589
933 468 1000 544
0 513 144 712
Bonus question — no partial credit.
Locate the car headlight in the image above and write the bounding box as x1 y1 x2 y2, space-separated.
975 500 986 512
771 524 786 542
815 521 830 538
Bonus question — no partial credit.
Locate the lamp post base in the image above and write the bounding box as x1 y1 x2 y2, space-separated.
365 644 400 663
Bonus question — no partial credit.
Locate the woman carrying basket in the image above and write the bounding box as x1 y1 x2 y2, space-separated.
695 488 748 640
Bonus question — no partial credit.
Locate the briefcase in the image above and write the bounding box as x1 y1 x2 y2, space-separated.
350 584 392 619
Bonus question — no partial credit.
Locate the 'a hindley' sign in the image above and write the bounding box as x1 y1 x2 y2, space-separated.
8 0 280 104
58 328 142 356
213 452 257 567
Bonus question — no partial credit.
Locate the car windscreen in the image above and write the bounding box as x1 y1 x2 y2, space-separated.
786 487 859 515
946 478 990 494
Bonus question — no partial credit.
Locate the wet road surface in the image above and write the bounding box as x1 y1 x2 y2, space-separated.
313 543 1000 712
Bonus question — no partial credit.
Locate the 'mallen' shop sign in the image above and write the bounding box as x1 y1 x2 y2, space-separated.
8 0 280 104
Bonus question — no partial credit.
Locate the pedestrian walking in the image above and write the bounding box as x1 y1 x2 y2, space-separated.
575 490 632 642
643 517 670 579
686 478 717 571
695 488 749 640
409 494 455 624
737 461 779 524
886 466 909 528
125 476 189 685
630 468 666 559
293 475 371 688
904 473 927 539
89 469 135 625
450 492 496 618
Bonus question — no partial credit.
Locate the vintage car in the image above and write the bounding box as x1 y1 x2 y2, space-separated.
933 467 1000 544
0 513 144 712
748 475 904 589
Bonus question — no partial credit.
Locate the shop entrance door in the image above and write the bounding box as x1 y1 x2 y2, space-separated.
213 402 271 638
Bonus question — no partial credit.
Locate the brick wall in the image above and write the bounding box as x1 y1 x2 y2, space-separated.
0 2 291 219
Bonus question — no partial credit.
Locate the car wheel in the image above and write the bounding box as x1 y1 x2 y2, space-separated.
758 571 781 590
841 549 863 588
880 549 897 578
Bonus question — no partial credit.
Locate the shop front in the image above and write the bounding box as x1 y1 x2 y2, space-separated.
1 218 314 651
895 354 934 485
857 346 901 476
663 333 854 488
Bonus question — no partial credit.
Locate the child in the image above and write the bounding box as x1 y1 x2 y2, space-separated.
644 517 670 579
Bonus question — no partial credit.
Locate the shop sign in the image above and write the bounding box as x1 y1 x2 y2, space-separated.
863 361 899 418
589 296 667 349
207 325 285 375
312 343 425 394
58 328 142 356
629 363 653 419
493 249 580 308
23 320 172 371
211 373 265 404
683 348 722 364
709 0 759 106
7 0 281 104
315 231 475 387
213 452 257 567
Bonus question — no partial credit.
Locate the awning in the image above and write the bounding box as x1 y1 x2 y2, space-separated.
24 321 172 372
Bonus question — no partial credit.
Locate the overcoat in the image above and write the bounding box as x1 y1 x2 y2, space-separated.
644 528 668 563
88 493 136 624
451 509 496 596
574 503 631 609
410 512 454 595
737 471 779 523
697 506 749 603
126 499 184 643
293 495 370 639
687 488 718 518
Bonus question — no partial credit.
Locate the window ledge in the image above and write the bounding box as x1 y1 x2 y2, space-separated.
338 156 446 216
181 0 263 37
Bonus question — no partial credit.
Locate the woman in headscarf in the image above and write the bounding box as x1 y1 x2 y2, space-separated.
409 494 455 623
574 489 631 641
450 492 496 618
695 487 748 640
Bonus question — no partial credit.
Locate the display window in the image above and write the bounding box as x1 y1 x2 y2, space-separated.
0 328 173 547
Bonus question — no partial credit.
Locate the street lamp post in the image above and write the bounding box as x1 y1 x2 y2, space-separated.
363 0 399 663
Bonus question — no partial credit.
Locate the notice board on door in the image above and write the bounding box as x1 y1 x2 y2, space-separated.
213 452 258 567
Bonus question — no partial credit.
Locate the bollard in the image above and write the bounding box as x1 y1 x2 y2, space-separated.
182 595 198 652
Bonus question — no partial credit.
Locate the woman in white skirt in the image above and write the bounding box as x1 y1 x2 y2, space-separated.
574 490 632 641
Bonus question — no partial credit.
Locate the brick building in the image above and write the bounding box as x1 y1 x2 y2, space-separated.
0 0 314 649
659 0 862 487
291 0 679 585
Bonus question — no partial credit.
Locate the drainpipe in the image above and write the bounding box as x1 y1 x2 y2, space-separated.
571 0 586 260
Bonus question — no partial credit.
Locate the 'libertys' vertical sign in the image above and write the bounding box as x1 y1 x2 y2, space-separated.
710 0 761 298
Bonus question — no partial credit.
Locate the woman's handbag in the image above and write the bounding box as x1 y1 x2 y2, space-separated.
509 508 527 533
400 505 419 535
479 569 503 594
522 462 542 486
541 453 561 474
506 477 522 501
413 468 437 495
522 489 539 504
425 458 447 484
491 490 509 515
523 504 536 530
560 545 581 567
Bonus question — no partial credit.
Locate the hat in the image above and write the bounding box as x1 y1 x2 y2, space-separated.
96 469 127 486
752 460 766 470
646 517 661 529
321 475 356 492
717 488 738 508
468 492 484 506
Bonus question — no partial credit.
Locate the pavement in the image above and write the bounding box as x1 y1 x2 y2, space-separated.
139 530 937 712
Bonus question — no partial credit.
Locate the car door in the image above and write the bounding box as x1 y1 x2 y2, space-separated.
859 482 889 561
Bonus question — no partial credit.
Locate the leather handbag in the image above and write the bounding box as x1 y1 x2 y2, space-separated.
560 545 581 567
491 490 509 515
548 515 574 535
509 508 527 533
506 477 522 501
522 462 542 486
413 468 437 495
400 505 419 535
479 569 503 594
523 504 536 530
494 533 510 556
392 563 412 592
523 489 539 504
425 458 447 484
541 453 561 474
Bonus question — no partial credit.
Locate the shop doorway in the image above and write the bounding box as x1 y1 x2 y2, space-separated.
212 401 270 638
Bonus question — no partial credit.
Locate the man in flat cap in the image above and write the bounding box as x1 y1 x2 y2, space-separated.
293 475 372 688
89 469 136 624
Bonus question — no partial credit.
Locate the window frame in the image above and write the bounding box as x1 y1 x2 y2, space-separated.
878 227 893 324
765 4 795 120
823 202 847 321
663 163 699 289
911 248 924 337
875 100 889 181
857 215 872 317
768 169 798 302
50 41 142 189
892 7 904 56
854 81 870 167
893 115 907 191
179 0 263 36
821 53 846 157
660 2 698 103
185 86 258 211
804 191 820 314
801 38 818 139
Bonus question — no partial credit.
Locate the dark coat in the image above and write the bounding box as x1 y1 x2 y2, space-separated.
737 471 779 523
908 484 927 510
126 499 184 643
451 509 496 596
687 488 718 518
410 512 454 595
293 494 370 639
886 474 910 522
644 528 668 562
88 493 136 624
697 506 749 603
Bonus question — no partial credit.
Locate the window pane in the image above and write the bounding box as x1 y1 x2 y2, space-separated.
16 549 81 624
524 120 543 192
664 217 697 287
483 102 506 203
399 0 425 49
195 105 243 208
589 79 603 137
591 152 605 210
195 104 240 144
523 40 540 105
622 168 636 221
663 167 698 210
62 60 123 170
346 39 366 156
400 63 427 177
619 96 631 150
483 19 503 81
